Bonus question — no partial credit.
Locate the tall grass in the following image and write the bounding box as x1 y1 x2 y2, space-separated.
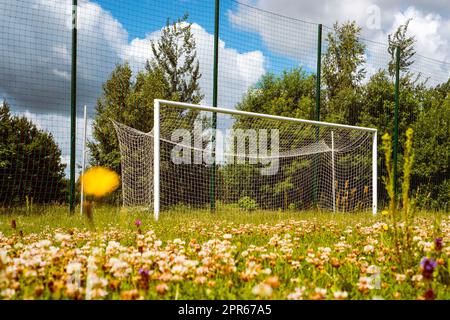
382 128 417 271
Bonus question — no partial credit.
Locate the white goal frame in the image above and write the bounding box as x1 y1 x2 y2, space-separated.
153 99 377 221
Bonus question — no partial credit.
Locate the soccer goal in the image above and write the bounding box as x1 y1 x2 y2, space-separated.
113 99 377 220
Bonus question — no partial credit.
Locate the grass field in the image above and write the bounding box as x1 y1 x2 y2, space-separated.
0 206 449 300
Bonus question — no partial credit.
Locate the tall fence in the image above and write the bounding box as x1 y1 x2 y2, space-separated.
0 0 449 211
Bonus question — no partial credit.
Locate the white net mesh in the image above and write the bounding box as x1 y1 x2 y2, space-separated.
113 101 376 214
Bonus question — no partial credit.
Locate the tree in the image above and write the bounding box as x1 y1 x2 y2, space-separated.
412 86 450 209
388 19 416 77
90 14 204 172
148 13 203 104
236 67 315 119
88 63 167 171
322 22 366 95
0 100 66 206
225 68 316 209
89 14 205 206
322 21 366 125
358 21 448 209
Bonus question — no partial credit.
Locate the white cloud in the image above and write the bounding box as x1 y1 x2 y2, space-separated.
228 0 450 84
227 2 318 70
123 22 265 107
0 0 265 174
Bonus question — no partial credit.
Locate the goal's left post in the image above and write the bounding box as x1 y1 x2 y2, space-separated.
372 131 378 215
153 99 160 221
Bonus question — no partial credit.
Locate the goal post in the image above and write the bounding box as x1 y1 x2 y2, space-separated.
114 99 378 220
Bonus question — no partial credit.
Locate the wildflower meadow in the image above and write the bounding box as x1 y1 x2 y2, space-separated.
0 208 448 300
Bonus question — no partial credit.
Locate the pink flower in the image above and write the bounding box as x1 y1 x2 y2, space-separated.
135 219 142 227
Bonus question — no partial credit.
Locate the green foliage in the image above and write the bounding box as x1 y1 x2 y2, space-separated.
88 63 167 172
89 14 203 171
0 101 66 205
224 68 316 210
388 19 416 77
412 94 450 209
237 196 258 211
382 128 417 271
322 22 366 98
412 94 450 180
88 14 205 206
322 21 366 125
236 67 315 119
274 177 294 210
148 13 203 104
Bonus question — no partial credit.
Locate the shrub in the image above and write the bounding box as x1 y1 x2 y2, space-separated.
238 196 258 212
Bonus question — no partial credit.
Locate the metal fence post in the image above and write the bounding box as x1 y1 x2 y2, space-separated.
69 0 77 213
210 0 219 212
313 24 322 206
315 24 322 121
393 46 400 197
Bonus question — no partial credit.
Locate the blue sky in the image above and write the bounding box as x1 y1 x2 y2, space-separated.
93 0 302 77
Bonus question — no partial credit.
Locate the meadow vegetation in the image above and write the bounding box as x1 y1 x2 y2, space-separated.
0 207 448 300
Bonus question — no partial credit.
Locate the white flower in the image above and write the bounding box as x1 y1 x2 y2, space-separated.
367 265 380 274
173 256 186 264
395 273 407 283
252 283 273 297
422 241 434 253
314 287 327 297
66 261 82 274
412 274 423 282
1 289 15 299
0 249 9 265
333 290 348 299
24 270 38 278
108 258 131 278
36 240 52 248
55 233 71 242
173 238 185 245
91 247 103 257
363 245 375 253
172 264 188 275
262 268 272 275
223 234 232 240
358 276 375 291
287 287 306 300
154 240 163 247
319 247 332 254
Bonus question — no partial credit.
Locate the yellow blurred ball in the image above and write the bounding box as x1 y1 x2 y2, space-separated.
81 167 120 197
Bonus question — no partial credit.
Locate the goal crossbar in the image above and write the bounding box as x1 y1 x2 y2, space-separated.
155 99 377 133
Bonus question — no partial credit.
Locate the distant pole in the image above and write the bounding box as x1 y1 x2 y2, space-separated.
80 105 87 216
315 24 322 121
153 100 160 221
69 0 77 213
393 46 400 197
210 0 220 212
331 130 335 213
372 131 378 215
313 24 322 206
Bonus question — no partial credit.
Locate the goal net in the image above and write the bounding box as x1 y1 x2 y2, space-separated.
113 99 377 220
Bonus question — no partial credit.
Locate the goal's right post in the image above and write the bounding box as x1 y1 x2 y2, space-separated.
372 131 378 215
153 99 160 221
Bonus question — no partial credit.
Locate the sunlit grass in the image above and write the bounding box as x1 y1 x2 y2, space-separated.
0 206 449 300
